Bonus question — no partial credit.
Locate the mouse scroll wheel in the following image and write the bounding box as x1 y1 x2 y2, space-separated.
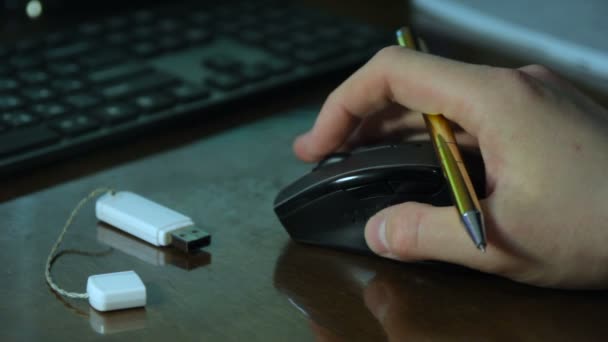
314 152 350 170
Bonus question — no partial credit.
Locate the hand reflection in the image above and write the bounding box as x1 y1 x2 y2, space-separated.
362 271 608 341
274 242 608 342
362 273 474 341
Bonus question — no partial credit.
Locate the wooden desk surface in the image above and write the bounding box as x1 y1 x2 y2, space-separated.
2 1 608 341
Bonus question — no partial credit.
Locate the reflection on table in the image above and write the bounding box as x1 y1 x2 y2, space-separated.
274 241 608 341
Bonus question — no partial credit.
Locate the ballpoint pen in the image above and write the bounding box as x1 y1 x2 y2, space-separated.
395 27 487 251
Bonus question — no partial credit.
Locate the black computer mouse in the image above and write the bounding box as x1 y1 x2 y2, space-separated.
274 142 484 254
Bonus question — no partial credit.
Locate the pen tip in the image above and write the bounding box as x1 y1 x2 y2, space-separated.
478 244 486 253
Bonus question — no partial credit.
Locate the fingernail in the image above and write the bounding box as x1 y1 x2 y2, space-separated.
366 214 389 255
378 220 389 251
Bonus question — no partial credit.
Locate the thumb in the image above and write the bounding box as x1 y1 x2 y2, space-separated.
365 202 507 274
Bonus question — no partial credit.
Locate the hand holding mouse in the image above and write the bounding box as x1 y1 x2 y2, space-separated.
293 46 608 289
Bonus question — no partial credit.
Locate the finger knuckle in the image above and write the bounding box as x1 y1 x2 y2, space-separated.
373 45 403 64
523 64 554 77
490 67 545 99
385 205 424 258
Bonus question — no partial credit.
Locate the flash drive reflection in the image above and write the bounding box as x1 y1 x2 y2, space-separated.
96 222 211 270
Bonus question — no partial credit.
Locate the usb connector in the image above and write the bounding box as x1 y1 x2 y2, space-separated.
170 226 211 253
96 191 211 253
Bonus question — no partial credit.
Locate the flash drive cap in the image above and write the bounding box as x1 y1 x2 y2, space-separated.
87 271 146 312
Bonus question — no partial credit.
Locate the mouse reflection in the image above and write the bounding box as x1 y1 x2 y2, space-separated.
273 242 608 341
96 222 211 270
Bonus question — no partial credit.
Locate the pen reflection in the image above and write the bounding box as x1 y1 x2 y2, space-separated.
273 242 608 341
96 222 211 270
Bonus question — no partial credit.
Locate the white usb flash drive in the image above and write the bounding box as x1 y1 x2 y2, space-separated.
96 191 211 252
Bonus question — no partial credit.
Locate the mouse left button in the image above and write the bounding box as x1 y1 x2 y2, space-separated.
314 152 350 170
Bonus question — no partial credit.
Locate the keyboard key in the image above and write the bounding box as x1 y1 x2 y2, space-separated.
44 31 71 46
88 64 152 84
0 64 10 74
9 55 42 69
205 74 243 91
22 87 55 101
190 11 211 25
0 46 11 59
158 18 181 32
132 26 156 40
240 64 272 82
81 51 127 68
1 111 38 127
267 60 293 74
44 41 91 60
216 21 244 34
32 102 70 118
259 23 289 37
238 30 266 44
0 78 19 91
105 32 130 45
19 70 49 84
260 7 289 20
134 93 176 112
316 26 344 40
100 73 178 100
50 115 100 136
172 84 211 102
158 36 186 52
183 28 212 44
96 103 139 124
65 93 102 109
51 79 86 93
48 62 81 76
0 95 23 110
78 22 104 36
0 125 60 156
265 40 294 55
131 42 161 58
15 38 42 52
132 9 155 23
212 6 234 19
293 45 343 64
291 32 316 47
203 56 241 72
104 16 129 30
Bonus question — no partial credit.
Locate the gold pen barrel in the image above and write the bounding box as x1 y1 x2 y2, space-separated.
424 115 480 213
396 26 486 250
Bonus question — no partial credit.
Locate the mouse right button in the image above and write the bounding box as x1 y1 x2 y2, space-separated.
388 180 441 194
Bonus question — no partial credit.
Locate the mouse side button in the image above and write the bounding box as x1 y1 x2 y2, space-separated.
388 179 442 194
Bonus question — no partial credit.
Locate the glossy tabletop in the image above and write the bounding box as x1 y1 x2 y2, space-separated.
3 105 608 341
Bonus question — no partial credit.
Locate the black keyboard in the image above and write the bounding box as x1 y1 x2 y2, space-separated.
0 1 388 176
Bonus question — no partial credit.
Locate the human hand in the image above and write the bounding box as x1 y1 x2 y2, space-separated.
293 46 608 289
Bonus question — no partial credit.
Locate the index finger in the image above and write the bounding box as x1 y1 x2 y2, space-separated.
294 46 496 162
